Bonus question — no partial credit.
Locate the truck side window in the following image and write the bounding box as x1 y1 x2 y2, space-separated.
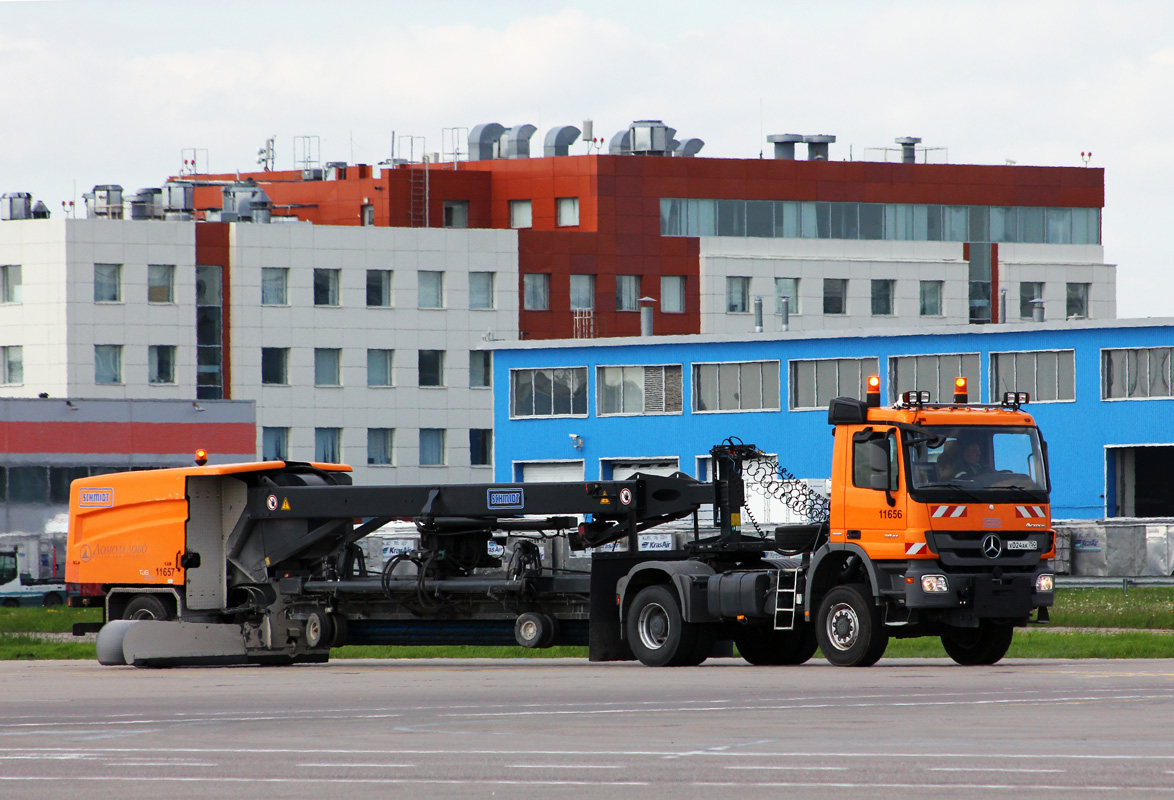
853 435 898 491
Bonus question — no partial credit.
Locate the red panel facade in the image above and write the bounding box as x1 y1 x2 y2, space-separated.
180 155 1103 340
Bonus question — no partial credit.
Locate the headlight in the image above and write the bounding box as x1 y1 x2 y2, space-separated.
921 575 949 593
1035 574 1055 593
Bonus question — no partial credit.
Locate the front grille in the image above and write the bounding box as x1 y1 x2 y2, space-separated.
924 530 1050 569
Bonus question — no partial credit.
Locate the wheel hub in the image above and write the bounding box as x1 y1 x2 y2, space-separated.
827 603 858 650
637 603 670 650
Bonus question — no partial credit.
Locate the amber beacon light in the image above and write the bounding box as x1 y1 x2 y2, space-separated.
194 449 208 466
953 377 969 404
866 375 881 407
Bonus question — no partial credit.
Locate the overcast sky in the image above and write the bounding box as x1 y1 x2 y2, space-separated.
2 0 1171 317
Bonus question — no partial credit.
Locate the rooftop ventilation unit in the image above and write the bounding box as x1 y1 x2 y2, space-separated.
0 192 33 221
325 162 347 180
629 120 675 156
895 136 922 164
214 183 272 223
765 134 837 160
125 188 163 220
501 124 537 159
84 185 124 219
468 123 507 161
544 125 581 157
163 183 195 220
804 135 836 160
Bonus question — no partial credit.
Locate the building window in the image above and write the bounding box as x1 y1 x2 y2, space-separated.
774 278 798 315
420 428 446 465
1067 282 1090 319
661 275 685 314
726 276 750 313
0 265 21 304
523 273 550 311
556 197 579 227
616 275 640 312
871 279 894 316
368 428 394 465
313 268 340 306
1 346 22 384
692 361 781 412
919 280 943 316
94 264 121 302
147 264 175 304
419 350 444 386
889 353 980 405
94 344 122 384
443 201 469 229
1020 282 1043 319
314 348 341 386
470 351 492 388
991 350 1075 403
571 274 595 310
1103 348 1174 400
361 203 374 226
314 427 341 463
196 265 223 400
366 270 392 307
261 347 289 385
469 272 494 309
789 357 879 410
509 199 532 229
418 270 444 308
598 365 683 415
148 345 176 384
511 367 588 417
261 268 288 305
823 279 847 315
367 349 394 387
469 429 492 466
262 427 289 461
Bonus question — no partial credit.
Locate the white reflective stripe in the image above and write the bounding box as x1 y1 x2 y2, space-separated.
1016 505 1029 517
950 506 966 517
1033 505 1046 517
905 542 926 554
931 506 948 518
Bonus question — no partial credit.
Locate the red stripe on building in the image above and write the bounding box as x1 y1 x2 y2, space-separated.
0 422 255 455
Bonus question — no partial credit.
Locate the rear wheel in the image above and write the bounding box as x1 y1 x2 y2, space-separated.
942 621 1015 665
303 611 333 649
736 624 819 665
2 599 19 608
43 592 64 607
514 612 559 649
122 594 171 621
626 585 700 667
815 584 888 667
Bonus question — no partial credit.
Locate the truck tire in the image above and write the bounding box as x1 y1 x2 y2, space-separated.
815 583 888 667
736 624 819 665
304 611 333 649
626 585 701 667
941 622 1015 665
2 599 19 608
43 592 63 607
123 594 171 621
514 612 559 648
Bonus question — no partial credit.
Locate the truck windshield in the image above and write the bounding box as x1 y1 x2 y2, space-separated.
905 425 1049 496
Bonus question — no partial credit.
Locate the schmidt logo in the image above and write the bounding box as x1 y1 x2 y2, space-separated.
79 489 114 508
487 489 524 509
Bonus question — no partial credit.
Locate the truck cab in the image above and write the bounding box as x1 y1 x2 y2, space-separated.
807 382 1055 665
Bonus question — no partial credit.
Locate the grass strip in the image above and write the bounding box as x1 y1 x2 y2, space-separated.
0 634 97 661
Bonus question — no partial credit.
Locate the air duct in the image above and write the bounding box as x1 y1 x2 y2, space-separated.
544 126 581 157
468 122 506 161
501 124 537 159
767 134 804 160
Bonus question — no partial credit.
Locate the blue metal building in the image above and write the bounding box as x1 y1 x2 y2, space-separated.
492 319 1174 519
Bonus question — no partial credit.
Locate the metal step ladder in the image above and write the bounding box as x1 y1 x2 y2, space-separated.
773 567 801 631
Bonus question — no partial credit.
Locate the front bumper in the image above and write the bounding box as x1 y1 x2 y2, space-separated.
882 561 1053 623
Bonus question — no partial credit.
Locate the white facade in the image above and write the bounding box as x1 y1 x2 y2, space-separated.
227 223 517 485
0 218 516 486
698 238 1114 335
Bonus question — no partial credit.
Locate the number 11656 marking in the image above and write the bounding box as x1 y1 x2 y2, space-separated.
878 509 903 519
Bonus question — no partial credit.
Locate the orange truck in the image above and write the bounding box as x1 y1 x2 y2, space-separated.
66 379 1054 668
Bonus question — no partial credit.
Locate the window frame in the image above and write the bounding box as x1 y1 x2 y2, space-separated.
0 345 23 385
556 197 580 227
788 356 880 411
597 364 685 417
509 366 590 418
262 427 289 461
919 280 943 317
418 349 445 387
509 199 533 230
261 347 290 386
469 428 493 466
523 273 551 311
726 276 750 314
148 344 177 385
314 427 341 463
690 360 782 414
0 265 21 304
661 275 686 314
823 278 847 315
889 352 981 405
469 271 495 309
367 428 395 465
367 348 394 387
366 269 393 307
870 279 895 316
94 344 123 385
419 428 447 466
616 275 640 312
989 349 1076 404
147 264 175 304
418 270 445 309
470 350 492 389
570 274 596 311
94 264 122 303
261 267 289 306
1101 347 1174 402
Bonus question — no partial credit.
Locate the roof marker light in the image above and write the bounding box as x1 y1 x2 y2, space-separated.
953 376 969 405
194 449 208 466
866 375 881 408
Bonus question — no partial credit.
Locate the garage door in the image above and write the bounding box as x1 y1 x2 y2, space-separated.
518 460 585 483
606 459 680 480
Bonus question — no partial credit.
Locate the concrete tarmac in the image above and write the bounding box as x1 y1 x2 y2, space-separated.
2 656 1173 799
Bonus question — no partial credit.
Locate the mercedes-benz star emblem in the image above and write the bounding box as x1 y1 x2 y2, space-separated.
982 534 1003 559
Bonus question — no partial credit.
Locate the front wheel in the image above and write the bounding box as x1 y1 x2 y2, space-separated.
942 621 1015 665
815 584 888 667
122 594 171 621
626 585 700 667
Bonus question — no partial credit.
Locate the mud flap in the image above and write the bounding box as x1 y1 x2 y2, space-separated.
120 621 250 667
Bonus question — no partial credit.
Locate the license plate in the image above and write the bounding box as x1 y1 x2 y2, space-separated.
1006 540 1038 550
